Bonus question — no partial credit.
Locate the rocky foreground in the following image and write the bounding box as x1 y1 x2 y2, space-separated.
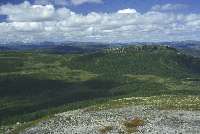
22 105 200 134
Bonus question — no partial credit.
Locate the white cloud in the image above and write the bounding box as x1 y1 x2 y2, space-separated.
70 0 102 5
34 0 52 5
34 0 69 6
151 4 188 12
0 1 56 22
34 0 102 6
117 8 137 14
0 1 200 43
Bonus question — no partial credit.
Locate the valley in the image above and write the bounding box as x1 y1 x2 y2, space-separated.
0 45 200 133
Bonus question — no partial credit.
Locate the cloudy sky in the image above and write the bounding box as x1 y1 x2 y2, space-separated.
0 0 200 43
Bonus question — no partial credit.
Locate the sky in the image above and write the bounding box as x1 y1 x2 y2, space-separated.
0 0 200 43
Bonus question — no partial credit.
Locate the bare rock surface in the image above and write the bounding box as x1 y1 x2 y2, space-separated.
22 105 200 134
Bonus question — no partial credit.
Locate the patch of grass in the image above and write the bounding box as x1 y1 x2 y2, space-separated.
8 115 51 134
99 126 113 134
87 95 200 111
124 117 144 133
124 74 167 84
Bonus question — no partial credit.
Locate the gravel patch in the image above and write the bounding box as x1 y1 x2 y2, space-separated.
22 105 200 134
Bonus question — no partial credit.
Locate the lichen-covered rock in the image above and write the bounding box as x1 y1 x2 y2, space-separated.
22 106 200 134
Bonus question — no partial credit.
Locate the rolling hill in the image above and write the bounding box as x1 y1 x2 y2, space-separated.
0 45 200 133
69 45 200 77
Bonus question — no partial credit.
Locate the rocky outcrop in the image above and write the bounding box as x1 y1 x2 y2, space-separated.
22 105 200 134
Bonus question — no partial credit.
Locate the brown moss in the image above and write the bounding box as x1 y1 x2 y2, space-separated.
99 126 113 134
124 117 144 133
124 117 144 128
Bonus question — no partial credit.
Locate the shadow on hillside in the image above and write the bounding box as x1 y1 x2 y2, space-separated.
0 74 120 125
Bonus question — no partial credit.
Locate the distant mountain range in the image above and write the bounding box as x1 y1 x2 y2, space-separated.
0 40 200 56
0 41 109 54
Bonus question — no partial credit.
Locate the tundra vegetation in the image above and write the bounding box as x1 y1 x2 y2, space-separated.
0 45 200 133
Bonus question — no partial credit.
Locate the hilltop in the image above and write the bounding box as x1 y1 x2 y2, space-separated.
22 96 200 134
69 45 200 78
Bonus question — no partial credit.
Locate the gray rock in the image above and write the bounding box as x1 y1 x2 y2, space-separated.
22 106 200 134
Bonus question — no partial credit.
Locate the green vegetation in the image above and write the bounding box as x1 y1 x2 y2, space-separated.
87 96 200 111
179 48 200 58
69 46 200 78
0 45 200 133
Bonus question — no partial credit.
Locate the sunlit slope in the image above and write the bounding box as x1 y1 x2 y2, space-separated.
69 46 200 78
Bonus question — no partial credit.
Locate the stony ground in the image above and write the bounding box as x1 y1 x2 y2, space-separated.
21 105 200 134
